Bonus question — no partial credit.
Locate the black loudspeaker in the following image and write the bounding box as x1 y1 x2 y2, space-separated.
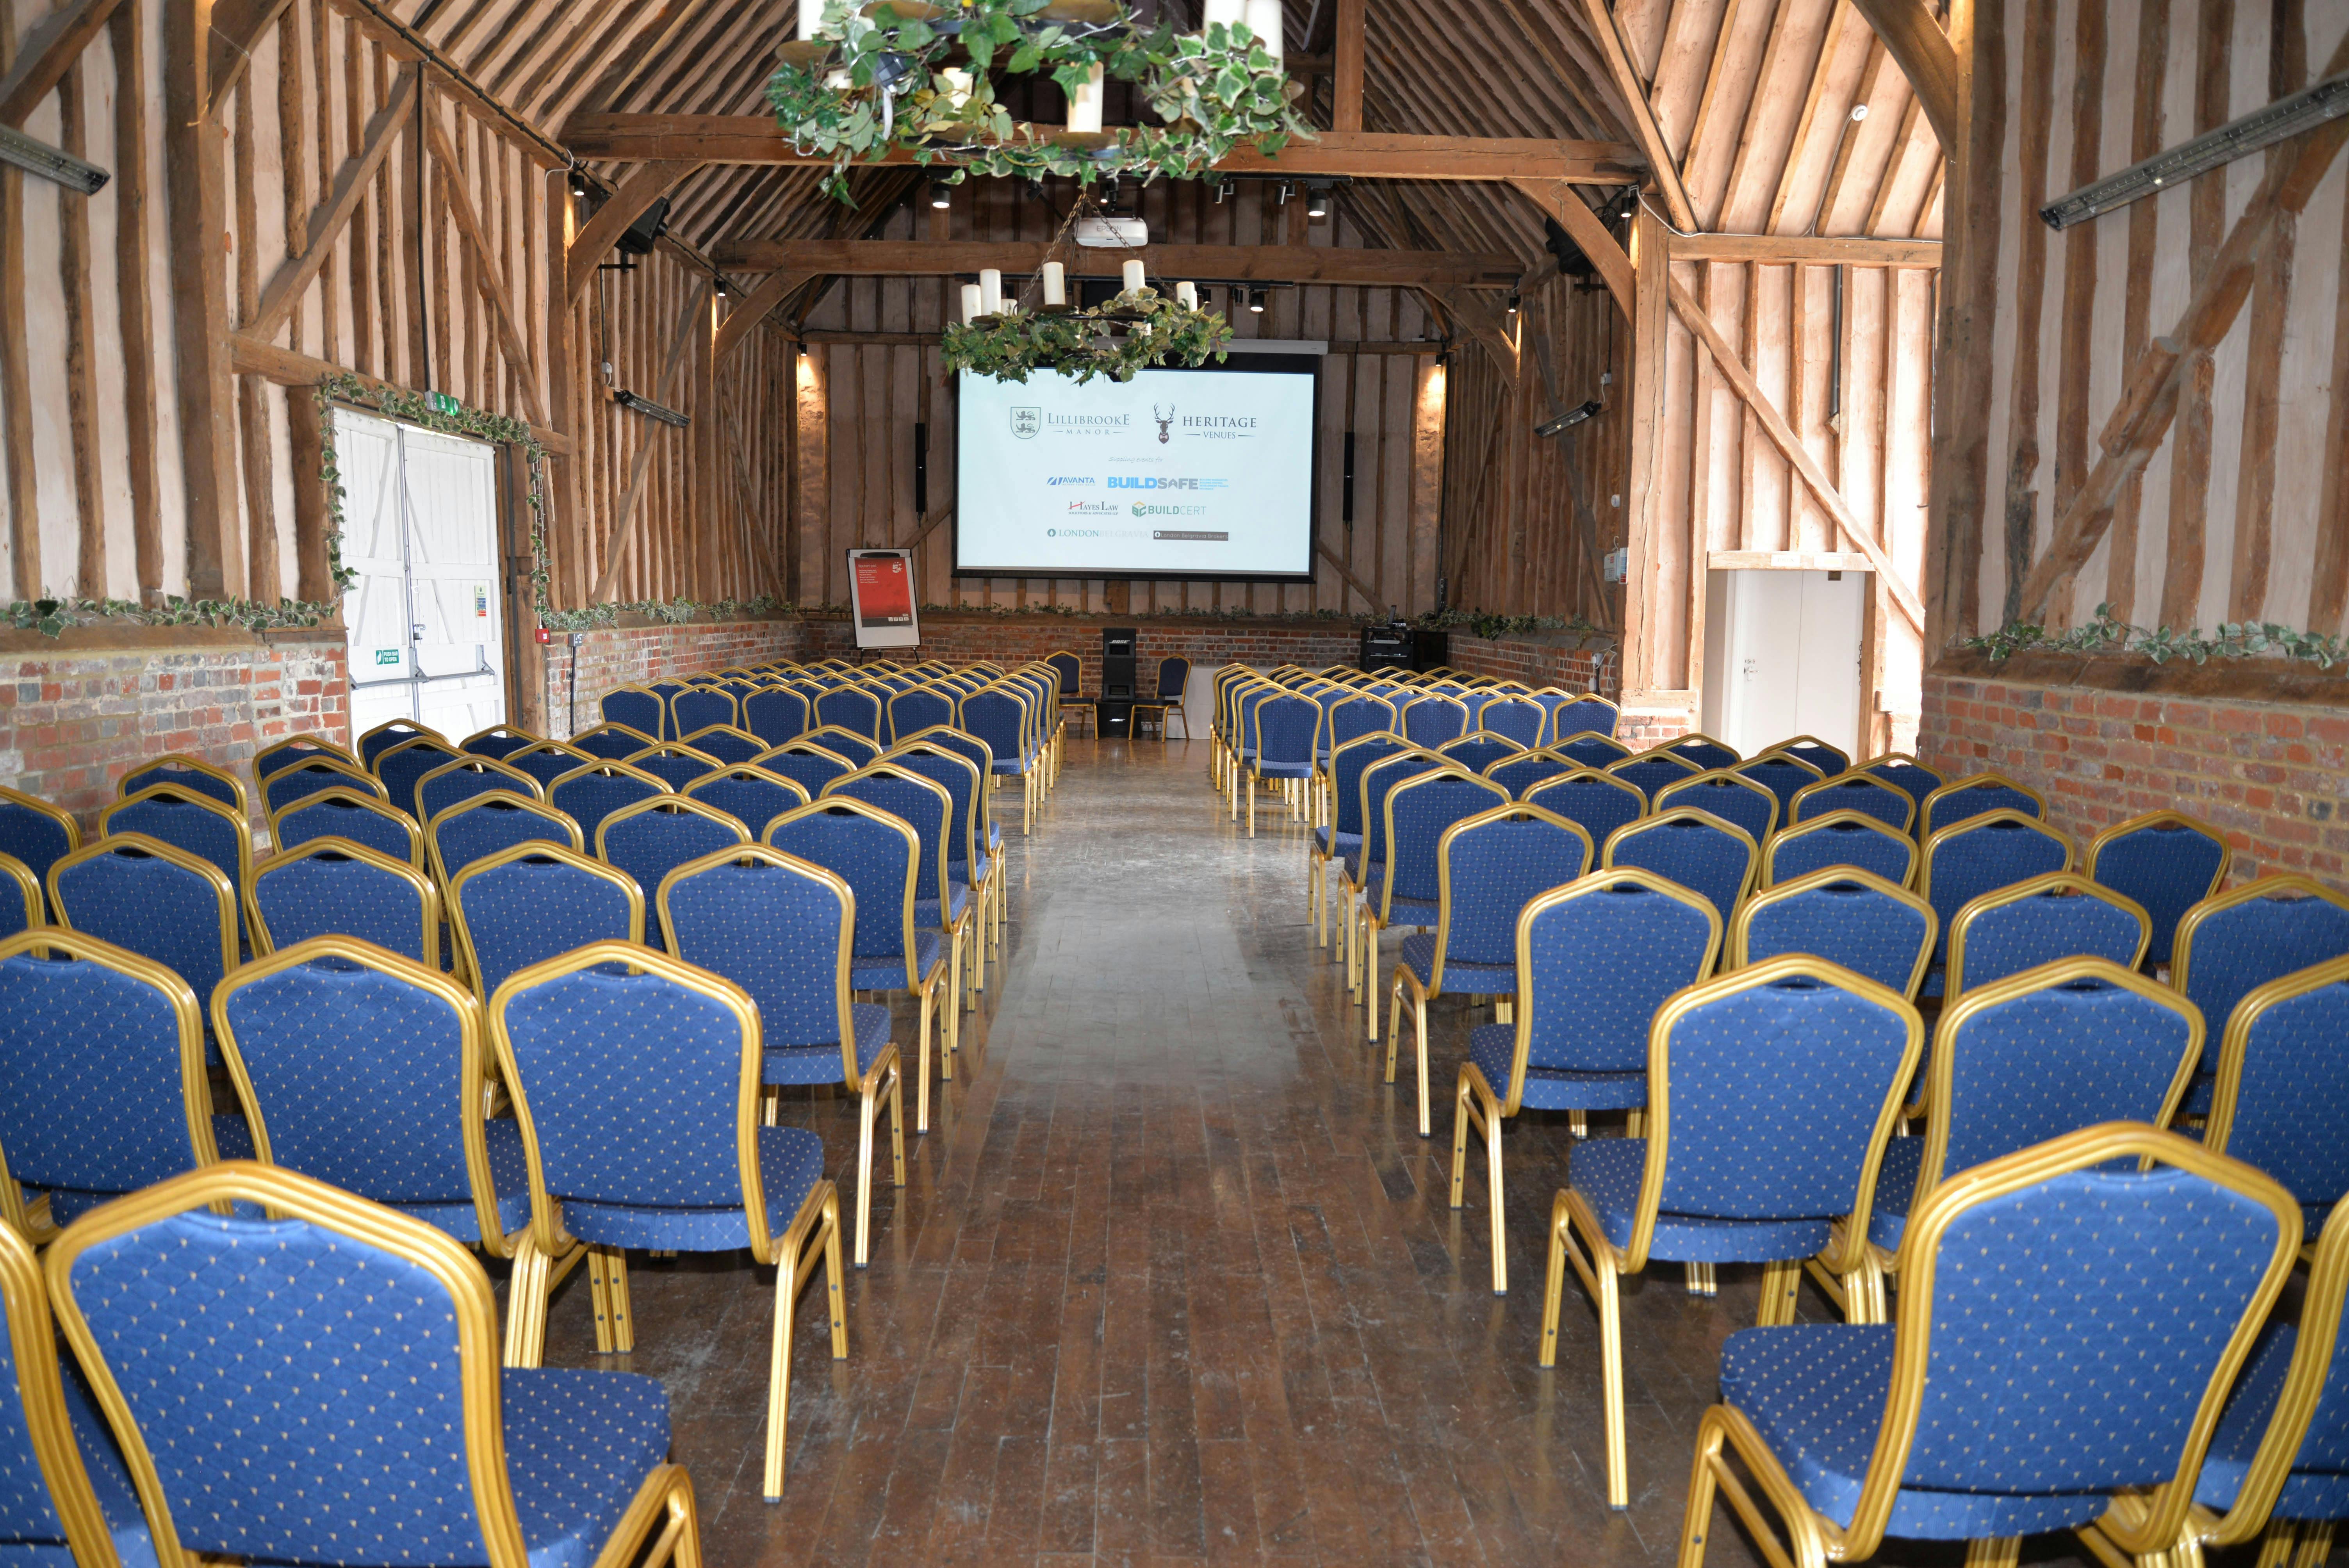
1101 626 1138 700
1413 629 1450 672
1360 622 1413 672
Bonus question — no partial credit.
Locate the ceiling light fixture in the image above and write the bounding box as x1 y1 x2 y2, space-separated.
1248 286 1266 314
1305 184 1330 219
2043 71 2349 228
930 180 953 209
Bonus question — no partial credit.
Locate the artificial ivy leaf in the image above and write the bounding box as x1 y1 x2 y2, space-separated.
1008 43 1041 73
896 18 933 46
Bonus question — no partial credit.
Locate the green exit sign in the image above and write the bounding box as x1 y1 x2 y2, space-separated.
430 392 461 416
374 648 400 666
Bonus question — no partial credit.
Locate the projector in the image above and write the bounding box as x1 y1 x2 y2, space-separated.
1075 214 1148 248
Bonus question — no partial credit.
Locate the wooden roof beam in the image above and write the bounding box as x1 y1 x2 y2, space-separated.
1846 0 1959 152
708 239 1528 288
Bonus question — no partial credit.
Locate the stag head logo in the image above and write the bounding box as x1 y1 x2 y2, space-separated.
1151 403 1174 444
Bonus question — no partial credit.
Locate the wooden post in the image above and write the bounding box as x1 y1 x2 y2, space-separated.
110 2 162 598
1332 0 1364 132
164 0 245 599
696 289 720 599
1620 207 1670 696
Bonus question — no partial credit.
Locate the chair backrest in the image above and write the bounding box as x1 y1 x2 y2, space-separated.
2087 811 2230 967
822 766 955 911
1431 805 1592 971
887 688 956 744
1328 734 1406 839
1378 771 1510 916
804 725 882 767
1919 960 2200 1193
1824 1125 2299 1562
1946 872 2151 996
1736 753 1825 823
622 743 720 795
0 1221 125 1564
1547 695 1620 740
1438 731 1524 776
1045 651 1082 697
248 839 439 966
0 926 226 1229
1551 729 1631 770
48 1162 551 1567
1485 748 1574 800
958 690 1029 771
1654 769 1779 846
1157 656 1191 701
754 741 857 800
676 725 766 768
1522 768 1647 853
426 794 583 890
415 755 542 827
262 756 385 816
1761 809 1918 889
1730 868 1937 999
1252 695 1321 770
742 686 812 747
661 847 859 1062
1399 694 1470 748
1922 772 2046 838
1920 811 2076 962
1606 749 1702 805
357 718 446 769
680 766 810 838
764 800 922 982
548 761 671 844
121 755 248 818
1630 957 1919 1266
815 686 884 741
670 686 737 740
270 788 422 867
1603 807 1759 928
492 943 776 1243
372 737 463 821
568 722 659 763
2175 877 2349 1079
503 739 596 791
449 843 643 1000
2208 956 2349 1222
600 684 668 741
597 798 749 951
1357 750 1445 871
888 745 983 871
459 725 538 762
0 853 37 941
1327 694 1396 750
1508 870 1723 1088
49 836 235 1019
1666 733 1741 772
1474 696 1547 748
1792 771 1916 834
255 734 358 781
0 788 78 919
1854 751 1940 815
215 939 495 1226
1773 734 1851 778
99 785 251 937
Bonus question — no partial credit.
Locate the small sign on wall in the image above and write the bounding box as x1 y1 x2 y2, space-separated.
847 548 921 650
374 648 401 666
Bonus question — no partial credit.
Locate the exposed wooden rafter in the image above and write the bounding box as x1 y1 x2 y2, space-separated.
564 160 700 304
0 0 123 128
419 110 549 428
1845 0 1960 152
708 239 1526 289
1576 0 1698 231
248 63 420 343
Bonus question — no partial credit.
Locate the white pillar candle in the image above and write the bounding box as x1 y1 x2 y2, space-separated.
1244 0 1284 64
1121 259 1146 294
1042 262 1066 306
940 68 972 108
979 268 1003 314
1066 61 1105 133
1202 0 1244 28
798 0 825 39
1175 281 1197 309
960 283 982 323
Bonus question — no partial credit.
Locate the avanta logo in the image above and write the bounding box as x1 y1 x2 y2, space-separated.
1046 476 1095 486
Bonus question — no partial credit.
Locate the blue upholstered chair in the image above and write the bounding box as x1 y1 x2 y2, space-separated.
681 765 809 838
1474 696 1547 749
677 723 766 768
1855 749 1940 817
2206 954 2349 1235
1737 752 1826 825
372 737 462 822
48 837 236 1057
1793 770 1917 834
888 688 956 745
599 684 668 741
889 741 999 974
0 929 247 1233
1541 955 1922 1509
0 1221 155 1563
214 938 540 1265
1314 734 1405 950
1603 806 1759 928
548 761 670 846
0 788 77 922
414 755 541 827
503 739 596 792
490 943 846 1497
269 786 421 866
356 718 446 770
597 797 747 952
425 793 582 892
1339 749 1447 1000
816 685 884 741
2087 809 2230 968
2177 877 2349 1117
744 685 813 747
621 742 720 795
905 727 1002 863
1656 769 1780 847
1943 871 2150 998
805 725 884 768
1683 1124 2300 1568
1606 748 1703 806
1523 768 1647 854
1552 729 1632 770
1399 693 1470 748
823 766 973 1010
120 755 247 818
1325 693 1396 757
1134 655 1191 741
1485 747 1575 800
458 723 537 761
1438 731 1524 779
262 755 383 816
0 855 37 941
254 733 356 781
1731 868 1936 1000
448 843 642 1001
1243 694 1321 837
49 1161 702 1561
248 838 439 966
1762 808 1918 889
961 688 1040 836
568 721 658 763
1451 870 1720 1292
1044 651 1088 740
753 739 858 801
1774 733 1851 778
99 785 252 943
1358 770 1511 1067
1921 772 2047 838
1919 809 2075 969
1666 733 1741 772
1546 694 1620 740
670 685 737 740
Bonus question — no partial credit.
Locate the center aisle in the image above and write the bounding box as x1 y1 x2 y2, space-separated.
539 738 1782 1567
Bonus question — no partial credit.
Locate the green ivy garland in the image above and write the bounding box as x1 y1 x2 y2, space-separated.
0 595 335 639
941 285 1232 383
1962 604 2349 670
768 1 1312 202
538 595 796 633
1418 608 1606 642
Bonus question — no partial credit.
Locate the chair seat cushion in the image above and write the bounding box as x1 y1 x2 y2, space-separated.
852 930 946 992
1312 827 1362 857
558 1125 826 1252
1866 1137 1923 1253
1720 1324 2113 1537
397 1116 532 1245
1399 933 1516 994
988 824 1002 853
1569 1138 1835 1263
2195 1325 2349 1519
765 1002 893 1087
503 1366 673 1568
1253 761 1314 780
1370 895 1439 929
1466 1025 1646 1112
915 883 971 928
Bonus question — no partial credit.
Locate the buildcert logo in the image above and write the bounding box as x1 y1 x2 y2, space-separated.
1065 501 1117 516
1046 476 1095 487
1132 502 1209 517
1107 476 1229 491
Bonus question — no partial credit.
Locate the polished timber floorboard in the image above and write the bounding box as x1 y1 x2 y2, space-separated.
531 740 2116 1568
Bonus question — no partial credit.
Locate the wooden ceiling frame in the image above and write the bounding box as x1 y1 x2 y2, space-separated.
706 239 1527 289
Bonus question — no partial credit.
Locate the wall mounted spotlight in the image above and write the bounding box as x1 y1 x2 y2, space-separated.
2042 71 2348 228
1248 286 1266 313
1536 398 1605 438
0 124 107 195
614 390 692 428
1305 183 1330 219
930 180 954 209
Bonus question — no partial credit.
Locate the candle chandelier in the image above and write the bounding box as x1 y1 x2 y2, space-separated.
769 0 1312 204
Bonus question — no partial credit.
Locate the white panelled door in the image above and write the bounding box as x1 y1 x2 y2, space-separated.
335 409 507 742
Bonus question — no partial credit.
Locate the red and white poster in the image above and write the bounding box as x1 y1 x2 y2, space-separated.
847 548 921 649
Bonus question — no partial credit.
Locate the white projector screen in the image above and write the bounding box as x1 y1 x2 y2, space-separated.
954 356 1319 581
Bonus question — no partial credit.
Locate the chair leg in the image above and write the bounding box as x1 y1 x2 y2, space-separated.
2289 1520 2333 1568
601 1246 634 1352
1570 1110 1588 1139
941 962 960 1071
1484 1095 1506 1291
854 1083 879 1267
1411 987 1432 1138
1687 1261 1717 1298
504 1234 551 1368
588 1247 614 1353
763 1229 800 1500
1756 1260 1800 1326
1540 1192 1575 1370
1962 1541 2021 1568
1246 773 1255 837
914 982 934 1134
887 1060 907 1189
1595 1251 1629 1509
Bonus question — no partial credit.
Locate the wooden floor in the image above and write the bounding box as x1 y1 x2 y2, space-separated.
531 739 2132 1568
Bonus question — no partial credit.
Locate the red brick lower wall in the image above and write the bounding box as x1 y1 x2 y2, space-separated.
542 619 807 739
0 629 347 833
796 615 1363 699
1917 655 2349 892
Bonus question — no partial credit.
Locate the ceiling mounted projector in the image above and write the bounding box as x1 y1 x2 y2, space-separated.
1075 214 1148 248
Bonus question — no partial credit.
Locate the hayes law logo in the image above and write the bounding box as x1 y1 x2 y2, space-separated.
1010 406 1042 440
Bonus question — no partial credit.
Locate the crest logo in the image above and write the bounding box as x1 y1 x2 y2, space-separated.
1010 406 1042 440
1151 403 1175 444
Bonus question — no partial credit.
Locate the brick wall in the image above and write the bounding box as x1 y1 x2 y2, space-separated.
542 618 806 739
1917 654 2349 892
795 615 1364 698
0 628 347 833
1444 632 1620 700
